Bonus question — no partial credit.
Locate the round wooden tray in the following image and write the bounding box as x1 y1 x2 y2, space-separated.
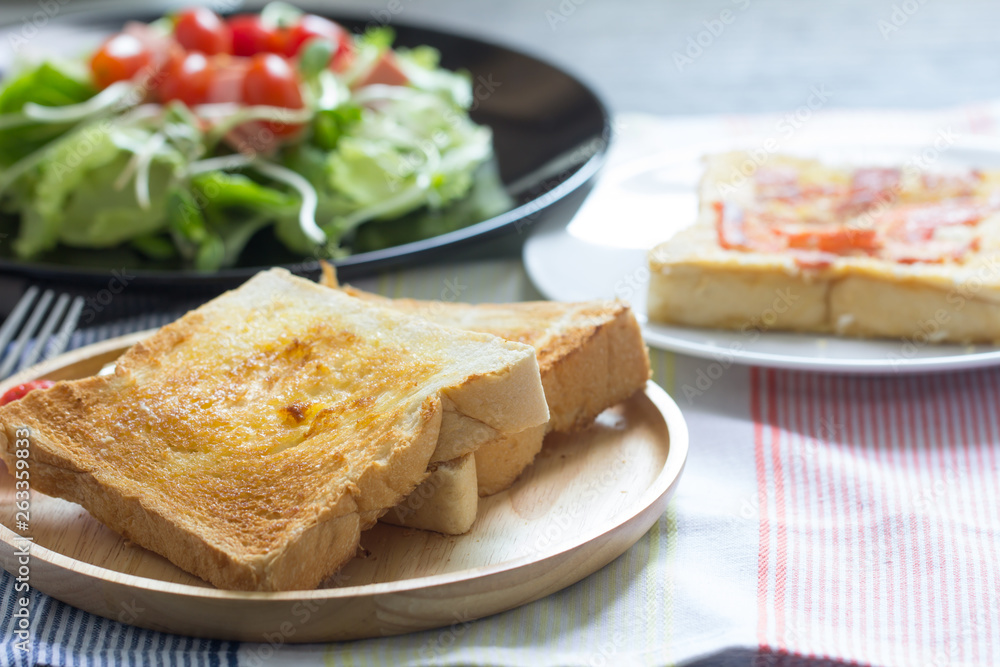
0 332 688 642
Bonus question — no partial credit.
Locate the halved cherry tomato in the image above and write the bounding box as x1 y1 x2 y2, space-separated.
157 52 215 107
285 15 347 56
201 55 250 104
174 7 231 55
229 14 279 56
90 33 153 89
353 50 408 87
288 15 356 71
228 14 354 70
0 380 54 406
330 37 355 73
242 53 304 136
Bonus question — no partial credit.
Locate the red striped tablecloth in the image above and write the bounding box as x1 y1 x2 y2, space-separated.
751 368 999 667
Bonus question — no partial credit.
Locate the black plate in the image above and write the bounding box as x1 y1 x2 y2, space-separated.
0 6 609 288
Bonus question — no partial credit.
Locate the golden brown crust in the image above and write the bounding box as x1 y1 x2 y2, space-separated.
0 269 548 591
539 305 651 433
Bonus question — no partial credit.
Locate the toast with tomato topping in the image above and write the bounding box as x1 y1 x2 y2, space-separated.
0 268 548 590
320 266 650 534
648 151 1000 343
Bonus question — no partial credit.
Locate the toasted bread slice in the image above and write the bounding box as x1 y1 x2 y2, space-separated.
318 273 650 434
380 454 479 534
473 423 548 496
648 151 1000 342
0 269 548 591
320 267 650 529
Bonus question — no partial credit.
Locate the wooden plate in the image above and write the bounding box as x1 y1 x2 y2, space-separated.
0 333 688 642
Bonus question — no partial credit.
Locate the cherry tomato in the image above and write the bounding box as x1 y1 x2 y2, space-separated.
174 7 231 55
157 52 215 107
285 15 346 56
354 50 408 88
285 15 354 71
243 54 303 107
243 53 304 136
229 14 280 56
89 33 153 89
0 380 54 406
331 37 355 73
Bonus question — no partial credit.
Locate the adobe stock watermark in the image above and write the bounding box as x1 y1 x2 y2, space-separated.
545 0 589 31
923 618 986 667
886 254 997 370
363 0 414 33
230 108 307 161
417 609 476 660
847 125 957 236
588 631 627 667
11 426 33 655
116 598 145 626
612 263 649 303
389 470 447 524
792 417 845 462
733 418 843 523
242 573 350 667
673 0 753 72
43 66 176 184
7 0 73 52
735 488 774 523
716 84 833 196
877 0 932 39
908 465 962 517
383 73 500 193
679 287 800 403
512 115 628 236
79 268 135 325
518 456 628 561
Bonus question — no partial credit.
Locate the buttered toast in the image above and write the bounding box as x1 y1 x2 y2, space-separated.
648 151 1000 342
0 269 548 591
320 267 650 534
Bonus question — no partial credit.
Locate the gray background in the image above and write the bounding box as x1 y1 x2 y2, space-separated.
0 0 996 115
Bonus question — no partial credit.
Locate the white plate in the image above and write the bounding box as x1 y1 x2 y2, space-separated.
524 138 1000 374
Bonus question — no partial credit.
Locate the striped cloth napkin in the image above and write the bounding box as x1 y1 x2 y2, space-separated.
4 102 1000 666
749 367 1000 667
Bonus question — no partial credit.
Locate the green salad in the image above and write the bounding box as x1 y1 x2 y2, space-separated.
0 3 509 271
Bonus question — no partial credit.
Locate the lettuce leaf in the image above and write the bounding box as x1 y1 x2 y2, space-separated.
0 61 96 167
352 157 511 252
11 122 181 258
183 171 298 270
